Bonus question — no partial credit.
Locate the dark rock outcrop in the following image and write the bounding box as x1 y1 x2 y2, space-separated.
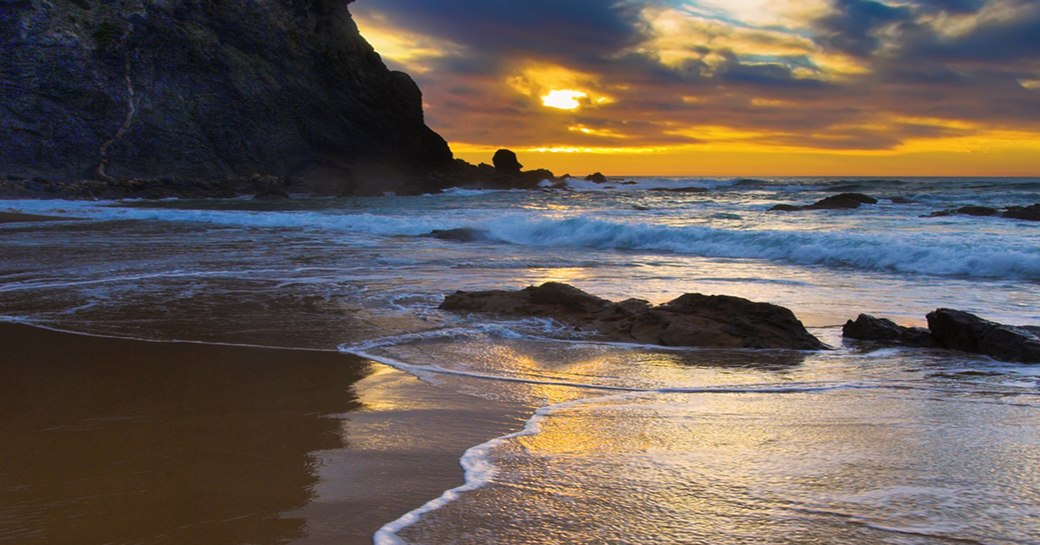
492 150 523 174
842 309 1040 363
927 206 998 218
926 309 1040 364
1000 204 1040 221
770 193 878 211
585 172 608 183
1 0 452 195
422 228 490 242
440 282 827 350
842 314 935 347
430 153 561 191
251 175 291 200
927 204 1040 221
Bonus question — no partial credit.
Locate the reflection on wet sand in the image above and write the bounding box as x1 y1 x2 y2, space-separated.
0 323 367 544
0 323 528 545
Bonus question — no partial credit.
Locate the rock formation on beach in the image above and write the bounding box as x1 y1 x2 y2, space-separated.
842 314 936 347
770 193 878 211
440 282 827 350
1 0 452 195
843 310 1040 363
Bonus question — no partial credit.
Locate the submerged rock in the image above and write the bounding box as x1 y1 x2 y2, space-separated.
842 314 935 347
440 282 827 350
770 193 878 211
927 206 998 218
926 309 1040 364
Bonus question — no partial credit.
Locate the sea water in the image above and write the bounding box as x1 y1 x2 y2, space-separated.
2 176 1039 544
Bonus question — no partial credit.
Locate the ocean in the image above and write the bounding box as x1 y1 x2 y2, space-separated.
2 176 1039 544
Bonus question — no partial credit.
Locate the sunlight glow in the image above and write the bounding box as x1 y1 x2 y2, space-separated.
542 90 588 110
354 12 464 74
568 125 629 139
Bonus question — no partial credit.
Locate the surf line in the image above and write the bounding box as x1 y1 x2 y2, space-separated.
339 338 865 545
369 391 637 545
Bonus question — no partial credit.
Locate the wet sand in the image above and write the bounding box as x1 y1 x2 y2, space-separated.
0 211 78 224
0 323 526 545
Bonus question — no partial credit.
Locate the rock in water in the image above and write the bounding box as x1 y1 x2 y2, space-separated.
440 282 827 350
926 309 1040 364
0 0 452 193
770 193 877 211
492 149 523 173
842 314 935 346
807 193 878 209
422 228 490 242
1001 204 1040 221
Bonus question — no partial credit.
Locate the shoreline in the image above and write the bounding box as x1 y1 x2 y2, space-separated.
0 211 80 223
0 321 528 545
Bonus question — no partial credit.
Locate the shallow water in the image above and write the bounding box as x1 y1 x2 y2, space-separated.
2 176 1039 544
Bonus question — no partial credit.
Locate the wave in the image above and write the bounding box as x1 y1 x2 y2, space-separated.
476 216 1040 280
13 198 1038 280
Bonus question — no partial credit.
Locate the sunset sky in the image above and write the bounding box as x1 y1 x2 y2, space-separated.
352 0 1040 176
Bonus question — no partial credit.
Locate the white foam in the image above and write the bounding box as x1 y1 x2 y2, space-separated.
6 199 1036 280
370 392 628 545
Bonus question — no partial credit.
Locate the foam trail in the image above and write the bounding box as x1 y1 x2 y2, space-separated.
371 392 636 545
0 268 290 293
341 333 857 395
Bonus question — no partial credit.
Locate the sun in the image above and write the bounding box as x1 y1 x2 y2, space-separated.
541 89 588 110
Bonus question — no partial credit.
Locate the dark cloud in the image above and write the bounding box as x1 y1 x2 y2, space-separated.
906 0 985 13
899 2 1040 62
815 0 915 57
354 0 646 63
351 0 1040 154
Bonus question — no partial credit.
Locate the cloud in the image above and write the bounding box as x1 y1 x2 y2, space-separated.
350 0 1040 156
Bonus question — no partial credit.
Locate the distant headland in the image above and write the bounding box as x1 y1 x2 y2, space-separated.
0 0 568 198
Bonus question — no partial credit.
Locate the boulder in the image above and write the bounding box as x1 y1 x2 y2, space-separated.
807 193 878 209
842 314 935 347
1002 204 1040 221
440 282 827 350
926 204 1039 221
926 309 1040 364
927 206 998 218
770 193 877 211
493 149 523 173
423 228 490 242
584 172 608 183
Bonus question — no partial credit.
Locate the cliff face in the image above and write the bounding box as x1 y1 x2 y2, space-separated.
0 0 452 193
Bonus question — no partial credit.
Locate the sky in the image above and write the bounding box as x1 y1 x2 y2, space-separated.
351 0 1040 176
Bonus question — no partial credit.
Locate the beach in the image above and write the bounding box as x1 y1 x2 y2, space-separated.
1 179 1039 544
0 323 526 545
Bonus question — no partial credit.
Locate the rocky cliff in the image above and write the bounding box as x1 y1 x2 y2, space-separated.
0 0 453 194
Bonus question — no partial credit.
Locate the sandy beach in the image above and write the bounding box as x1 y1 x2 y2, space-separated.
0 323 526 545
